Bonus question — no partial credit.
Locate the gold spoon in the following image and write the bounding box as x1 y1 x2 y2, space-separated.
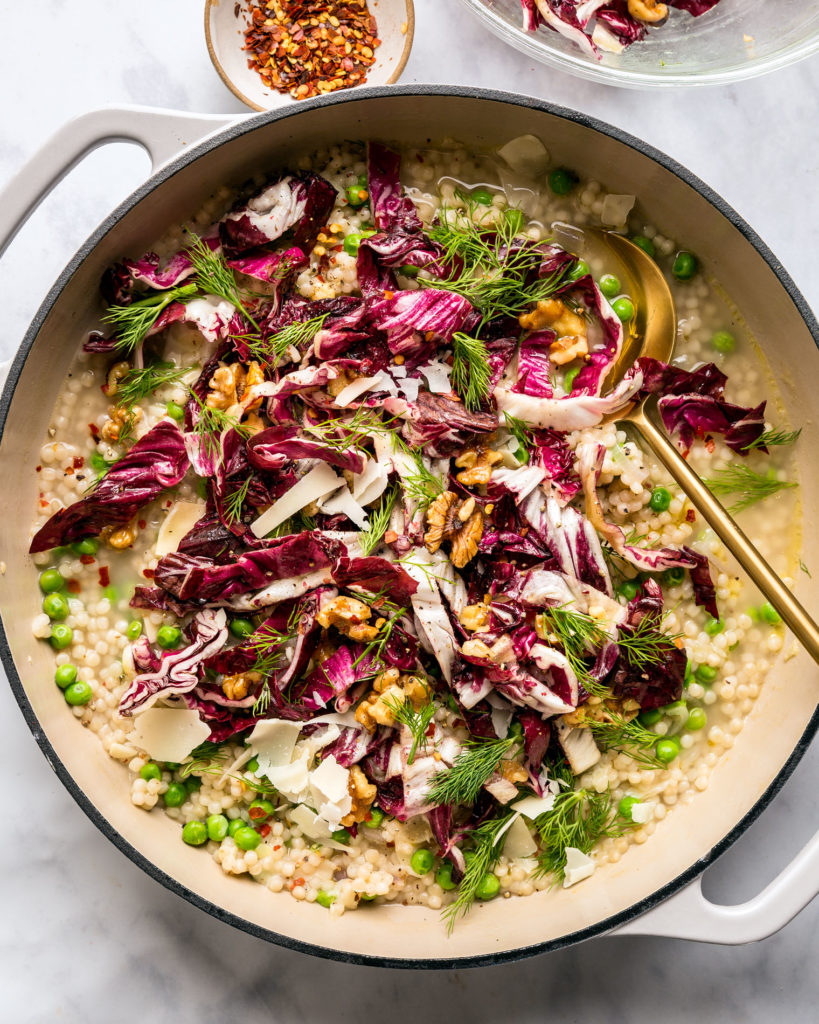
590 229 819 662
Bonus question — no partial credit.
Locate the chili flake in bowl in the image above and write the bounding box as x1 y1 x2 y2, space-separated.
205 0 415 111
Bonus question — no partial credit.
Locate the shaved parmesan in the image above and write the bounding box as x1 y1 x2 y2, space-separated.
156 500 206 557
131 708 211 763
352 458 390 508
502 814 538 859
224 568 333 611
261 756 310 800
251 462 340 537
248 719 302 770
563 846 596 887
333 374 382 408
513 792 557 820
421 360 452 394
319 485 368 529
555 719 601 775
600 193 635 228
497 134 549 175
630 801 655 825
288 804 351 851
309 755 352 828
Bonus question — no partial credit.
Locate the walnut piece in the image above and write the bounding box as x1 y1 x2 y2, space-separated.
326 367 358 398
519 298 590 366
423 491 484 569
106 523 137 549
241 361 265 410
454 446 504 486
561 695 640 729
102 361 131 398
340 765 377 828
354 669 429 732
206 364 244 410
628 0 668 23
222 671 262 701
317 595 381 642
458 602 490 633
500 759 529 784
101 404 142 444
548 334 589 366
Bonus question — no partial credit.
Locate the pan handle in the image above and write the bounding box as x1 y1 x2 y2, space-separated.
0 106 240 260
614 828 819 943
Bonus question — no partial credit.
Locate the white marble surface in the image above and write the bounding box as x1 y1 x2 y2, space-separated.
0 0 817 1018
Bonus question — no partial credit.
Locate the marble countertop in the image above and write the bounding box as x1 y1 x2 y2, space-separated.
0 1 816 1019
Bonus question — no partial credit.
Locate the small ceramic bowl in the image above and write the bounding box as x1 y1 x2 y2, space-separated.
205 0 415 111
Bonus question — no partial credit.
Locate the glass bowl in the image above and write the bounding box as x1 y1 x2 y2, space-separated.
458 0 819 88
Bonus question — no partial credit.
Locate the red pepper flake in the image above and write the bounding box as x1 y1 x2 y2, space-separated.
242 0 380 101
705 437 715 453
80 554 96 565
138 519 147 530
273 844 282 851
142 568 155 580
685 509 696 523
260 823 272 837
73 455 85 469
290 877 305 890
35 465 42 473
66 579 81 595
88 423 100 442
98 566 111 588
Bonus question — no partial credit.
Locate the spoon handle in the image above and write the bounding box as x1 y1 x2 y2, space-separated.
628 399 819 663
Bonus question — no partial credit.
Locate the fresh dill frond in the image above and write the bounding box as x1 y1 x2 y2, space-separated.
442 811 515 933
616 615 684 672
800 559 812 578
223 476 252 526
185 232 258 328
502 411 533 465
247 613 300 677
252 679 272 717
102 282 198 355
304 406 397 454
401 450 445 509
178 742 229 778
189 391 250 460
534 786 631 882
385 693 435 765
115 361 188 406
428 736 517 807
742 427 801 452
115 407 139 448
451 331 492 412
247 314 329 367
587 713 664 769
704 462 797 514
537 605 611 697
267 510 318 538
359 485 399 556
350 602 409 675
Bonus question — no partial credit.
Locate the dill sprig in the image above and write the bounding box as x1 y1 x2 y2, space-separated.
534 785 631 883
185 233 258 329
451 332 492 412
442 811 515 933
537 606 611 698
703 462 797 514
617 614 684 672
350 601 409 675
587 712 664 769
401 450 445 509
268 511 318 538
115 361 188 406
189 391 250 460
223 476 252 527
102 282 198 355
247 611 301 678
359 485 399 556
304 406 397 454
503 411 533 465
742 427 801 452
428 736 517 807
252 679 272 717
385 693 435 765
241 314 329 367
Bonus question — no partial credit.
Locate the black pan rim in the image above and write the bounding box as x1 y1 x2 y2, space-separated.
1 84 817 970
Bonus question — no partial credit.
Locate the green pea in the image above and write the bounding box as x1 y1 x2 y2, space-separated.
345 184 369 208
760 602 782 625
663 567 686 587
331 828 351 845
471 187 494 206
618 796 641 820
684 661 694 685
711 330 735 354
248 799 275 822
612 297 635 322
397 264 419 278
649 486 671 512
49 624 74 650
71 538 99 556
563 365 581 392
316 889 336 908
156 625 182 650
182 821 208 846
617 579 640 601
342 230 375 257
230 618 255 639
245 756 260 775
140 762 162 782
43 592 69 620
705 616 724 636
126 620 143 641
64 680 92 706
55 664 78 689
507 719 524 743
207 814 230 841
228 817 248 838
364 807 385 828
166 400 185 422
476 872 500 900
569 258 590 281
163 782 187 808
685 707 707 731
630 235 656 258
638 708 662 727
359 893 377 903
234 826 261 851
435 863 457 891
655 738 679 764
695 664 718 685
599 273 621 299
185 776 202 794
548 167 578 195
505 208 526 235
672 251 698 280
39 568 65 594
410 848 435 875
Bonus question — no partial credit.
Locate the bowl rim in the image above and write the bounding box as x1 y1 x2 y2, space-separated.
457 0 819 89
204 0 416 111
1 84 818 969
